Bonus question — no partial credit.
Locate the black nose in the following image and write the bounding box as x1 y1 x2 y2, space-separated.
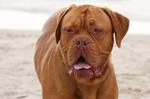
74 36 90 48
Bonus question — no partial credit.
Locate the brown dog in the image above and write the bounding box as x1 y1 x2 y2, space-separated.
34 4 129 99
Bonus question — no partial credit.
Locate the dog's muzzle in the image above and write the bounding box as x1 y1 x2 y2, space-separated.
67 36 108 78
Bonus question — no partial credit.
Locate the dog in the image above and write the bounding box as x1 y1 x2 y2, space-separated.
34 4 129 99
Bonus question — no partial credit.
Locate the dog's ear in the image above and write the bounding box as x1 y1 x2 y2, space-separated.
103 8 129 48
55 5 76 43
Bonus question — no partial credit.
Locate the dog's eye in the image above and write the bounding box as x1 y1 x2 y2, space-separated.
65 27 75 33
93 28 102 33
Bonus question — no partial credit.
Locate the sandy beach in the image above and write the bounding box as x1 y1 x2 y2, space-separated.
0 30 41 99
0 29 149 99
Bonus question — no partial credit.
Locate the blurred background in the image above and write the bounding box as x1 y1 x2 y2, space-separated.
0 0 150 99
0 0 150 33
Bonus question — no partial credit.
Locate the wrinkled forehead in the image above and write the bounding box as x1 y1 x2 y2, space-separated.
62 5 111 28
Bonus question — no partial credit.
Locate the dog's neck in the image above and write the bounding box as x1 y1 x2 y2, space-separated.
76 82 99 99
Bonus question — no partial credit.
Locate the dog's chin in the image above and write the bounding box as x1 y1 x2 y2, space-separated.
68 56 108 82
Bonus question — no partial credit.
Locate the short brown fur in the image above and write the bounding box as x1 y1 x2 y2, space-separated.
34 4 129 99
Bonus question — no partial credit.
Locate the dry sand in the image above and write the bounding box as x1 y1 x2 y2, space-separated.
0 29 150 99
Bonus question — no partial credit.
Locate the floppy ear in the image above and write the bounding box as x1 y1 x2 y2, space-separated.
55 5 76 43
103 8 129 47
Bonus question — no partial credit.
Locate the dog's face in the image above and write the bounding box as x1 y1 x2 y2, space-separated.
56 5 129 84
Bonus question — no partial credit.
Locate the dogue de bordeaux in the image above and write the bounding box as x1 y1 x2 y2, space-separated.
34 4 129 99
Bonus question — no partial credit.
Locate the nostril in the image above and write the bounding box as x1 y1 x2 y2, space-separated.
83 40 89 46
75 40 81 46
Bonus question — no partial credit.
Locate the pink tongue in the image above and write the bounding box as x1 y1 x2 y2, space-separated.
74 63 91 70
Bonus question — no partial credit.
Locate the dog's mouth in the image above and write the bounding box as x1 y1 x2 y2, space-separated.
69 56 108 78
74 56 91 70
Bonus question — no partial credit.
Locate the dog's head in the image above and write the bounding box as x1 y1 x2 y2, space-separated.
56 5 129 84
